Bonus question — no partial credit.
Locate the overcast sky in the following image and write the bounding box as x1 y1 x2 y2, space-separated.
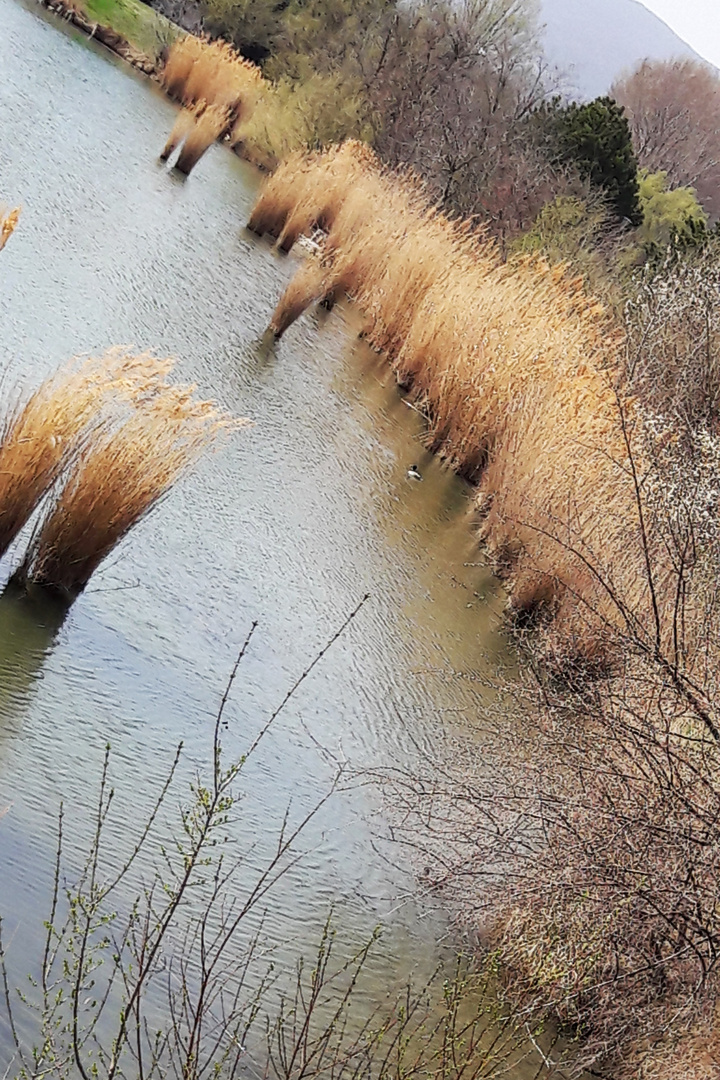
639 0 720 69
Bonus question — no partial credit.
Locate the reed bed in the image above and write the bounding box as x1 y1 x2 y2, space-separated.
159 36 264 173
19 384 235 596
0 206 20 251
0 351 173 562
249 145 662 658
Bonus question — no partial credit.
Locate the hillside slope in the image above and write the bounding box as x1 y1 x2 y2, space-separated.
540 0 708 98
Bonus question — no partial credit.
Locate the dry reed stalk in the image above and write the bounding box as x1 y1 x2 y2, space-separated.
0 206 20 251
160 104 201 161
174 104 231 174
247 141 378 244
0 350 175 561
161 36 264 112
269 257 330 338
252 143 670 656
160 34 205 101
21 386 243 596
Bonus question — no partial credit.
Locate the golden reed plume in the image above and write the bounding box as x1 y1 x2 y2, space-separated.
0 351 244 598
0 351 173 560
0 206 20 251
160 103 202 161
20 384 241 597
248 143 665 661
175 104 231 174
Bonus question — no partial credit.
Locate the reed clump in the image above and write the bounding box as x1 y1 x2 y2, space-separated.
0 206 20 251
0 350 243 597
249 145 659 659
160 103 202 161
159 37 265 173
247 141 378 246
160 36 264 114
0 351 173 562
175 104 232 174
19 384 237 596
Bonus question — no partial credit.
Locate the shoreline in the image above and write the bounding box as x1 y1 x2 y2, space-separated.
39 0 159 75
35 0 280 172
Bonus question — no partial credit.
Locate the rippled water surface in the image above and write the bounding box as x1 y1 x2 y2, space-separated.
0 0 535 1068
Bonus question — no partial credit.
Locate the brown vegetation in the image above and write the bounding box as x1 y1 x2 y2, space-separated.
160 103 202 160
0 206 19 251
0 351 239 597
175 103 231 173
248 143 668 662
159 35 264 171
19 383 234 596
0 351 173 561
612 58 720 221
160 35 264 113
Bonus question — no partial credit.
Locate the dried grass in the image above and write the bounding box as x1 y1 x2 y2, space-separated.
0 350 173 561
20 384 238 596
175 104 231 175
247 141 378 244
160 36 264 113
159 36 264 173
250 144 657 658
0 206 20 251
160 104 202 161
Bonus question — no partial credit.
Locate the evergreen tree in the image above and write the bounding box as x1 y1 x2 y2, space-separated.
540 96 642 225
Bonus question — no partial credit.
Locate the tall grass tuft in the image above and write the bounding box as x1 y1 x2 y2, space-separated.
247 141 378 245
0 206 20 251
250 144 660 658
19 382 242 597
175 104 231 174
159 37 264 172
0 351 173 562
160 36 264 114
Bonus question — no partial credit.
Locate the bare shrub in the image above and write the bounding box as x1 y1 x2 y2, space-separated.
377 414 720 1077
0 605 555 1079
367 0 559 239
612 59 720 221
625 250 720 431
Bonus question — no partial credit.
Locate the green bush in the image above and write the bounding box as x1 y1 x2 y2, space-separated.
637 168 708 256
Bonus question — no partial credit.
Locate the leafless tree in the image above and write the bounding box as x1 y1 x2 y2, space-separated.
612 59 720 220
367 0 561 238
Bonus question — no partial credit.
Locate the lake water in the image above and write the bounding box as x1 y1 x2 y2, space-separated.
0 4 555 1073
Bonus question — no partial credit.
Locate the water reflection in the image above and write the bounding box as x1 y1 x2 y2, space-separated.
0 583 67 720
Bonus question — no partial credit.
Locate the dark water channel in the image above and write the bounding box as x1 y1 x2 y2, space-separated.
0 4 558 1074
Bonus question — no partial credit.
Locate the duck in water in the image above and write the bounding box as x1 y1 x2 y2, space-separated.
407 464 423 481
